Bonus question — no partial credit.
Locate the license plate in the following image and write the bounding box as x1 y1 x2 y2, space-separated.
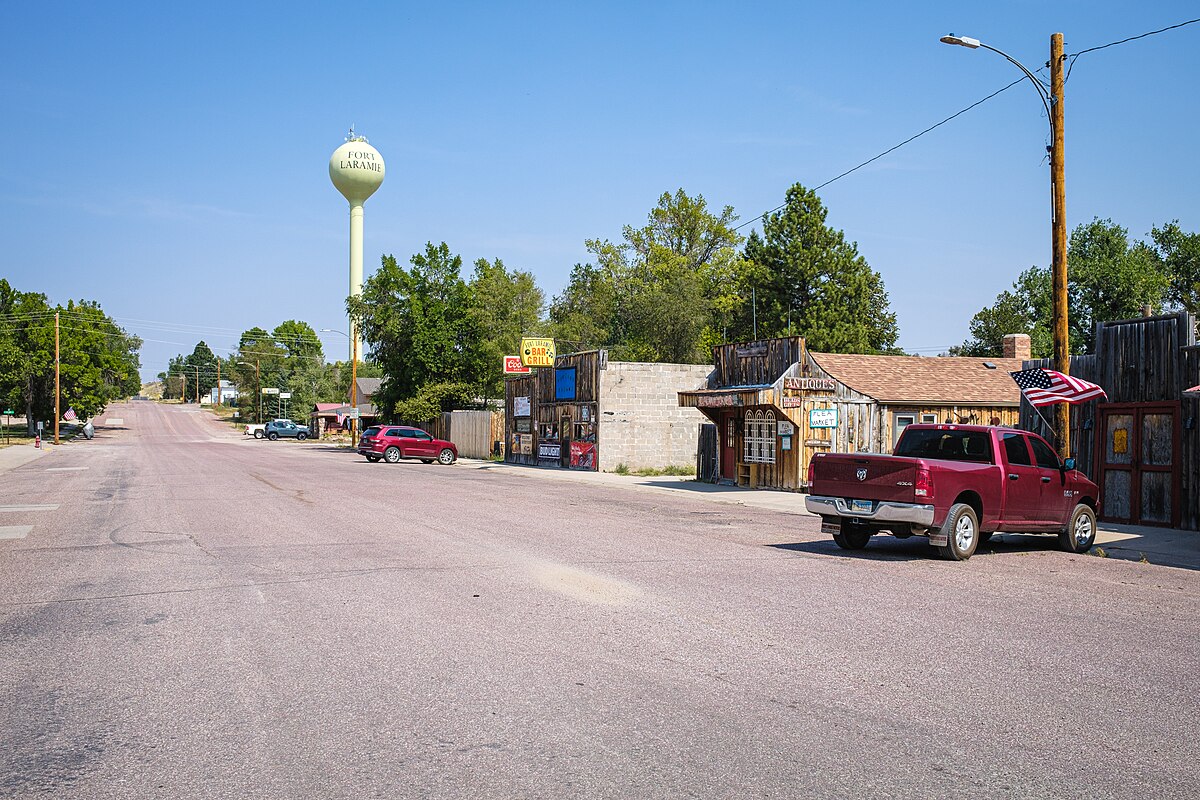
850 499 873 514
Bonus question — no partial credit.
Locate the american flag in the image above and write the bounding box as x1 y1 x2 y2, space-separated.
63 408 77 421
1010 368 1107 407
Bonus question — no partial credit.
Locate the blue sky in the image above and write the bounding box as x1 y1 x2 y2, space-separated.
3 2 1197 379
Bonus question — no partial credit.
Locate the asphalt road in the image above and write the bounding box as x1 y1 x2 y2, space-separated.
2 402 1198 799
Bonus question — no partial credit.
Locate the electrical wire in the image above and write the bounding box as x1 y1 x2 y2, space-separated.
1065 17 1200 82
734 76 1026 232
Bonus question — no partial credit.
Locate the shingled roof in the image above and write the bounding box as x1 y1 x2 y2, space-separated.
809 352 1025 405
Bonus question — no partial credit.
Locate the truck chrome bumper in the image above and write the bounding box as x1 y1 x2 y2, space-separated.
805 496 935 527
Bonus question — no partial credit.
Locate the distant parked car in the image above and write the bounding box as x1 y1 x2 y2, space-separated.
245 419 298 439
264 420 310 441
358 425 457 464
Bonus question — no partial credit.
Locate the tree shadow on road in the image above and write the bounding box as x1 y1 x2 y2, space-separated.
770 532 1070 563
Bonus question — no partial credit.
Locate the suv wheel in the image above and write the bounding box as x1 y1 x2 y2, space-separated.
936 503 979 561
297 432 307 441
1058 504 1096 553
384 446 402 463
267 432 279 441
437 448 456 465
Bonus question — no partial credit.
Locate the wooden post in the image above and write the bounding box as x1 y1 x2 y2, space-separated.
1050 32 1070 459
195 365 200 405
216 360 221 406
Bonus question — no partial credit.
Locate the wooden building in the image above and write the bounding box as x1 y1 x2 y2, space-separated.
505 351 710 472
681 336 1026 491
1021 311 1199 530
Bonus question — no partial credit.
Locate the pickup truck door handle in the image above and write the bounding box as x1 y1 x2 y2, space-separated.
1041 476 1052 483
1008 473 1019 480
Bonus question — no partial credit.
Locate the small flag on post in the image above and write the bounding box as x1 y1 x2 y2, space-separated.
1010 368 1107 407
63 408 77 421
1184 384 1200 397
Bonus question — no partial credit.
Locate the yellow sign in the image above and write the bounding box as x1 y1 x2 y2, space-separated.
1113 428 1128 455
520 337 556 367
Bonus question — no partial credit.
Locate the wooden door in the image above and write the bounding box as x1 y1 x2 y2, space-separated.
1098 404 1179 527
721 413 737 481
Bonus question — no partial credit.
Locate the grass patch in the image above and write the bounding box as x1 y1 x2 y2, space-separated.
632 464 695 477
612 463 630 475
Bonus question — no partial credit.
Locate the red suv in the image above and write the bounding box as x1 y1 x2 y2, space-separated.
358 425 458 465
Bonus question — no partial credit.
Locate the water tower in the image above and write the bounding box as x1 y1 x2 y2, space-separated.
330 128 385 431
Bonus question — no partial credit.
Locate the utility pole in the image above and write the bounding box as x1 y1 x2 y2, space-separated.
181 371 186 405
216 360 221 406
54 311 60 445
255 361 261 423
1049 32 1070 460
194 365 200 405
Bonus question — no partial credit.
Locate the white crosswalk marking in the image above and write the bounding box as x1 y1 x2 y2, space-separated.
46 466 89 471
0 525 32 540
0 504 59 513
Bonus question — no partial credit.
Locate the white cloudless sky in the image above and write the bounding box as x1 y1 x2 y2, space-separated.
2 1 1197 378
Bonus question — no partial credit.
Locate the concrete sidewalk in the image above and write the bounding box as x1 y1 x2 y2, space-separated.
0 442 53 474
457 459 1200 570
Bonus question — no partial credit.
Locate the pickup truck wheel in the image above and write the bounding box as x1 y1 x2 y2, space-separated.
833 523 871 550
936 503 979 561
254 430 264 439
1058 504 1097 553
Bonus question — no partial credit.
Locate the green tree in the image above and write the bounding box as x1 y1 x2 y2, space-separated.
0 282 140 432
1068 218 1167 350
230 327 287 423
349 243 486 419
183 341 219 401
955 218 1172 356
741 184 899 353
1151 220 1200 315
549 189 747 363
469 257 545 397
951 267 1053 358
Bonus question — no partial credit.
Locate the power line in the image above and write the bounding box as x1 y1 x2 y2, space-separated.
1070 17 1200 58
734 76 1026 232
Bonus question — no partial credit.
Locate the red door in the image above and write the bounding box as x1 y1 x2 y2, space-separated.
1097 403 1179 526
721 413 737 481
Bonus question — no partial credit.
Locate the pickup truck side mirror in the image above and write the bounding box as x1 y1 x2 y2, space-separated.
1062 457 1076 471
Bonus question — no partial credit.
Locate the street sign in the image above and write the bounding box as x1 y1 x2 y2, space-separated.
503 355 532 375
2 409 12 416
347 407 360 419
520 337 556 367
262 388 280 395
279 392 292 399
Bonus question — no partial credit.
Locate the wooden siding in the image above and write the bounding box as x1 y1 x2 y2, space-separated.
711 337 805 388
504 374 539 466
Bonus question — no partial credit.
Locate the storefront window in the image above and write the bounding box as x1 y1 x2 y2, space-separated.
743 410 777 464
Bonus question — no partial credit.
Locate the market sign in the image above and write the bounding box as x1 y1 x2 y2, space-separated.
514 396 531 417
521 337 556 367
504 355 531 375
809 407 839 428
784 377 837 392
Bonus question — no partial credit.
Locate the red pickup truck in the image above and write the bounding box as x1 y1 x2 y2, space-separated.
805 424 1099 561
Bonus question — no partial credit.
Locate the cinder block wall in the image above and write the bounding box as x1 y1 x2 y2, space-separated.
598 362 712 472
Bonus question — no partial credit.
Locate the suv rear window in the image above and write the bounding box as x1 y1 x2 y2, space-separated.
895 429 993 464
362 427 381 437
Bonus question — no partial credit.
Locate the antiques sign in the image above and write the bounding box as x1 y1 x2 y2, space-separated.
784 377 836 392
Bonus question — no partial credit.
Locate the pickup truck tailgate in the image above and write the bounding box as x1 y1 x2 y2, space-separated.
810 454 919 504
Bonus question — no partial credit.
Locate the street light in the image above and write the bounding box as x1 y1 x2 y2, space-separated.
320 328 358 442
941 31 1071 459
238 360 261 424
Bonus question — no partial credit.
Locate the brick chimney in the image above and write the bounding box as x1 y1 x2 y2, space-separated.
1002 333 1031 361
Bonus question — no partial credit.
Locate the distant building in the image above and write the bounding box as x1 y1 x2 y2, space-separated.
208 380 238 405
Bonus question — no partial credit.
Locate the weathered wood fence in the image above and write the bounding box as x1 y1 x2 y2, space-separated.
408 410 504 460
